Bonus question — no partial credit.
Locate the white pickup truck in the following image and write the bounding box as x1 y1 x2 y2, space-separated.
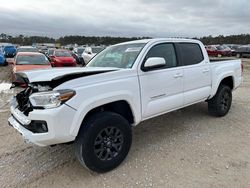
8 38 243 172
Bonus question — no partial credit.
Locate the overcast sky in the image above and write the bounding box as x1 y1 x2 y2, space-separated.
0 0 250 38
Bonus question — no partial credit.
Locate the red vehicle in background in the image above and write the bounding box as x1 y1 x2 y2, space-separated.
12 52 52 86
206 45 232 57
49 50 77 67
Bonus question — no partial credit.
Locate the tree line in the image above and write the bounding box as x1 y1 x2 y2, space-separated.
0 34 55 45
0 33 150 46
198 34 250 45
1 33 250 46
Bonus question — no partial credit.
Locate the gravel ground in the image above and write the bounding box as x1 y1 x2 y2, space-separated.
0 59 250 188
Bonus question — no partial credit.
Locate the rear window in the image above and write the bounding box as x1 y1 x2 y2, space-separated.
17 48 38 53
16 54 49 65
4 46 16 51
77 48 85 54
179 43 204 66
55 51 71 57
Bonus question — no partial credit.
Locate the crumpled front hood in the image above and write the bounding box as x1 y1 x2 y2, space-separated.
16 67 120 83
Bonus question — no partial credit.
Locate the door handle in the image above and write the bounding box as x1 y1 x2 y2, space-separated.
174 73 183 78
202 68 209 73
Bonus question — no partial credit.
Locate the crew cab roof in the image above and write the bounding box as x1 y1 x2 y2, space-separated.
119 38 201 45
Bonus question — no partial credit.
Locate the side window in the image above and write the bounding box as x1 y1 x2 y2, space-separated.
179 43 204 66
145 43 177 68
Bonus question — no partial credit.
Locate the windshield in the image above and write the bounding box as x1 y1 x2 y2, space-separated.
4 46 15 50
55 51 71 57
48 49 55 56
16 54 49 65
87 43 146 68
17 48 38 53
77 48 85 54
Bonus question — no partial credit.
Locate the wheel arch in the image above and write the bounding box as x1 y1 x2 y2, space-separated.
83 100 135 124
220 76 234 89
210 75 234 98
70 95 139 137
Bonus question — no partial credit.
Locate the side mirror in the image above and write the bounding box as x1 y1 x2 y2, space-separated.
143 57 166 71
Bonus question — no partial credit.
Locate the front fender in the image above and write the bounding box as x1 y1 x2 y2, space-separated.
68 91 140 137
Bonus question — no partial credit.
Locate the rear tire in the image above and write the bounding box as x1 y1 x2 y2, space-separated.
75 111 132 173
208 85 232 117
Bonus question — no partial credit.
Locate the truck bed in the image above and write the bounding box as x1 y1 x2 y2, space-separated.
209 57 238 62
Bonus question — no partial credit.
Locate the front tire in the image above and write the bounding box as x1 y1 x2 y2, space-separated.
208 85 232 117
75 111 132 173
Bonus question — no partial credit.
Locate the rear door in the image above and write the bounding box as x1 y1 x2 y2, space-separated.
177 43 211 105
139 43 184 119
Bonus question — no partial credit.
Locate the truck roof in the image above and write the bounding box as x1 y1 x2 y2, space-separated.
119 38 200 45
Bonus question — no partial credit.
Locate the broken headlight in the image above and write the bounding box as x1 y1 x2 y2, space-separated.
29 89 75 109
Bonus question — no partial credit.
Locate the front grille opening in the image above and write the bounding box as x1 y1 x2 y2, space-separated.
16 87 35 115
23 120 48 133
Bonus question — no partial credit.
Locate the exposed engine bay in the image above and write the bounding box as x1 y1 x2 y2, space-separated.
16 83 52 115
12 69 117 115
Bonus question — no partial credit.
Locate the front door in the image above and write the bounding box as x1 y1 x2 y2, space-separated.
138 43 184 119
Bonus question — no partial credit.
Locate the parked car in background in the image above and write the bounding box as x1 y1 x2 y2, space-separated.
49 50 77 67
2 45 16 58
12 52 52 85
73 47 85 65
38 46 48 54
223 44 241 56
235 45 250 58
205 45 218 56
74 47 85 56
0 48 6 66
206 45 232 57
82 46 105 64
70 52 82 65
46 48 56 57
17 46 39 53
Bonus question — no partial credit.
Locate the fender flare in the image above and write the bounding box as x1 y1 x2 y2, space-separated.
210 72 235 98
69 91 140 136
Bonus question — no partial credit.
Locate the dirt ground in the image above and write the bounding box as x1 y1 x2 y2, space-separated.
1 59 250 188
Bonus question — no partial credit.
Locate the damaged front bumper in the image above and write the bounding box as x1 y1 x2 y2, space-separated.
8 97 76 146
